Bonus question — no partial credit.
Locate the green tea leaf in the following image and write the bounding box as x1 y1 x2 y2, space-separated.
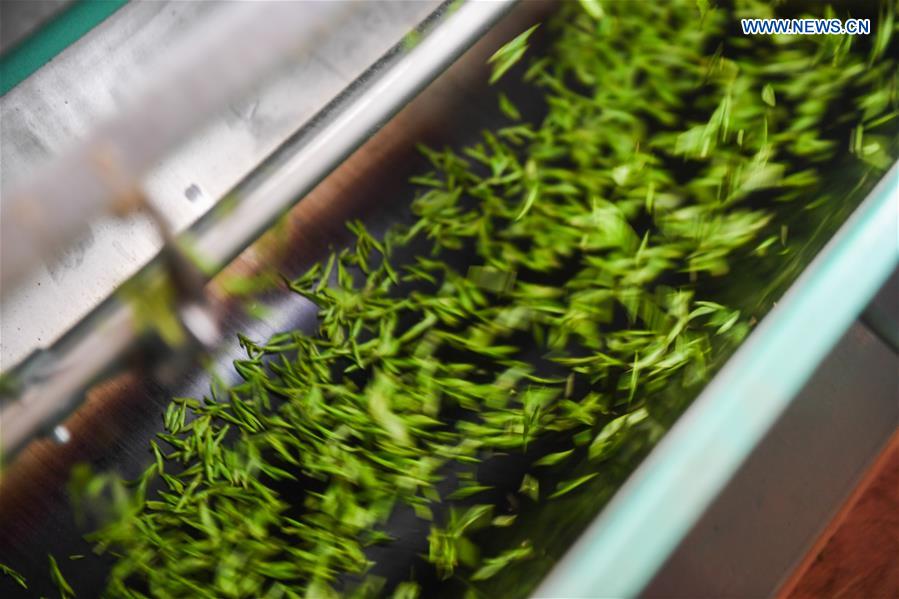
533 449 575 467
48 555 75 598
0 563 27 589
762 84 776 107
489 25 539 84
549 473 599 499
470 542 534 581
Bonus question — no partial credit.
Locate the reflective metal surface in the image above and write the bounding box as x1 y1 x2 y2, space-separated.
0 5 545 594
1 1 896 596
0 0 440 369
0 0 516 458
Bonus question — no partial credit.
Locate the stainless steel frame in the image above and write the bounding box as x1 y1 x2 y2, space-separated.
0 0 516 458
1 2 895 597
0 0 441 368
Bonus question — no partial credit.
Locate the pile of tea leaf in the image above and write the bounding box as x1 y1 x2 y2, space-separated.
5 0 896 597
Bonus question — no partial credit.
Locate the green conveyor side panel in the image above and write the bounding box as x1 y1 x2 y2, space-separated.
0 0 126 96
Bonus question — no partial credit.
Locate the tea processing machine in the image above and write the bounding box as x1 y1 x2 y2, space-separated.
1 1 896 597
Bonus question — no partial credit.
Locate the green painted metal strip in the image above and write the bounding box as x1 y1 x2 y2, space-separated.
536 162 899 598
0 0 126 96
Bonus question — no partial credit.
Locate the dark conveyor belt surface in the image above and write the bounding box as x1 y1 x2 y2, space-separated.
1 1 897 597
0 5 551 595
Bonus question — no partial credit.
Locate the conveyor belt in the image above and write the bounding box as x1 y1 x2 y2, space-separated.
1 2 897 598
0 0 515 458
0 4 547 596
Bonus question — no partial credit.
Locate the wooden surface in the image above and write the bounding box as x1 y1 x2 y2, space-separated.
780 429 899 599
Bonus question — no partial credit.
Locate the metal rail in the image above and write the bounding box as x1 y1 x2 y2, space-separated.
0 0 516 458
0 2 350 291
0 0 441 370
